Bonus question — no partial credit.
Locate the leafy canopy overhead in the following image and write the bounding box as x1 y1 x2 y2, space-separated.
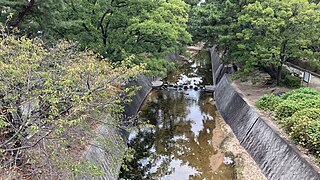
0 0 192 76
235 0 320 79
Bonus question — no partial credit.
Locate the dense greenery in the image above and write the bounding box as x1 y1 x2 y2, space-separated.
257 88 320 157
0 0 193 178
0 25 144 178
1 0 320 177
188 0 320 84
256 94 282 111
0 0 192 76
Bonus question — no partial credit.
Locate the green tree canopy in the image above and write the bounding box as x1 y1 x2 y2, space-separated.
188 0 320 83
187 0 221 44
235 0 320 83
1 0 192 76
187 0 255 48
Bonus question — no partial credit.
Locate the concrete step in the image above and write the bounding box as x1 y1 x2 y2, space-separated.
152 81 163 88
204 85 215 92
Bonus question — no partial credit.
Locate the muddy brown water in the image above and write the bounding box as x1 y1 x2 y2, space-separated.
119 51 235 180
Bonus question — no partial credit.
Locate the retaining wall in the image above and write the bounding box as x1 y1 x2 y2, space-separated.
211 48 320 180
80 75 152 180
210 47 233 85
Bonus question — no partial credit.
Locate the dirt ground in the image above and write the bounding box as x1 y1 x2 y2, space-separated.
207 99 267 180
213 112 267 180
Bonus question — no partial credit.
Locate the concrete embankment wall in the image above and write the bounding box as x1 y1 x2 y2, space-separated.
124 75 153 118
81 75 152 180
210 47 233 85
211 47 320 180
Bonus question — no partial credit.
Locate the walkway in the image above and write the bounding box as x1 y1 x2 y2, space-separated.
285 63 320 90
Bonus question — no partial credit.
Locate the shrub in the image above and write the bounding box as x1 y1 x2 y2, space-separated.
282 75 301 88
274 98 320 124
282 88 320 100
257 88 320 158
256 94 282 111
290 112 320 157
289 108 320 127
283 108 320 132
285 93 318 101
303 99 320 109
274 100 302 120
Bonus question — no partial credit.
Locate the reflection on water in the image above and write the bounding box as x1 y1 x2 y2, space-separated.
119 90 234 179
119 51 234 179
166 50 212 85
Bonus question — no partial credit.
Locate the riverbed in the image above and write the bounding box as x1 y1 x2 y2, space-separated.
119 50 265 180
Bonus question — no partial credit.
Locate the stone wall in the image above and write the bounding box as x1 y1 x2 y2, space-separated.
211 48 320 180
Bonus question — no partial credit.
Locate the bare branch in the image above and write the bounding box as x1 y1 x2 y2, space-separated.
4 130 53 152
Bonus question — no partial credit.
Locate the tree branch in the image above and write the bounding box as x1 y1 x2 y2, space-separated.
11 0 36 27
4 130 52 152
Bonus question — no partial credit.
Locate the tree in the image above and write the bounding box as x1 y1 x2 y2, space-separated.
188 0 320 83
0 0 67 38
235 0 320 84
187 0 255 49
95 0 192 75
187 0 221 44
1 0 192 76
0 26 144 178
184 0 200 6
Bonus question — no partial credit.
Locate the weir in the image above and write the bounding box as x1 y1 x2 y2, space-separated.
211 47 320 180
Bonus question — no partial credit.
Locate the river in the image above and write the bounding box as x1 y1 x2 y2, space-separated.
119 50 235 179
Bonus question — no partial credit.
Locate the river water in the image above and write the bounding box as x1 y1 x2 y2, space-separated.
119 51 235 179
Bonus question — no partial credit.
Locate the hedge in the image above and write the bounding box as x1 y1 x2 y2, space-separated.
257 88 320 157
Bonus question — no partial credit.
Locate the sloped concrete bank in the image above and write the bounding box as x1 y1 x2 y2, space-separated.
211 47 320 180
210 46 233 85
80 75 152 180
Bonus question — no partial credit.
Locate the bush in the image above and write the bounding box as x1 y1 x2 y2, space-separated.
285 93 319 101
289 108 320 128
282 88 320 100
303 99 320 109
282 75 301 88
274 98 320 124
289 110 320 157
257 88 320 158
274 100 302 120
283 108 320 132
256 94 282 111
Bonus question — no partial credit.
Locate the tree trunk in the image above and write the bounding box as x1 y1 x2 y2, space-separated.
261 65 277 80
278 40 287 85
277 64 282 85
11 0 35 27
